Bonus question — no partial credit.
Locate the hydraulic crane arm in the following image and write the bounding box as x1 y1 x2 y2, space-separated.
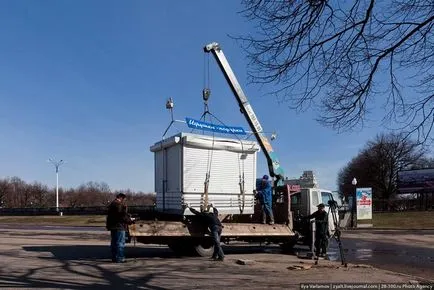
204 42 285 186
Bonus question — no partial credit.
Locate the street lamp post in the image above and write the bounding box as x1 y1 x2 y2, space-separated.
351 177 357 228
48 158 64 212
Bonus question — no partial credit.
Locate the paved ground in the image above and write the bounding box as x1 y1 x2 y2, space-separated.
0 227 432 289
338 229 434 280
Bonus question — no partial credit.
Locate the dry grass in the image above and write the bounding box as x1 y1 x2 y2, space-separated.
0 215 106 227
371 211 434 229
0 211 433 229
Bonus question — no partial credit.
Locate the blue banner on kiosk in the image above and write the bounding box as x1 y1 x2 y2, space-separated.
186 117 246 135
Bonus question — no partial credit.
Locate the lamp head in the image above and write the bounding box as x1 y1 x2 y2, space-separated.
351 177 357 186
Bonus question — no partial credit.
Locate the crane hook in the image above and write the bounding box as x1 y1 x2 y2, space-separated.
166 97 174 109
202 88 211 102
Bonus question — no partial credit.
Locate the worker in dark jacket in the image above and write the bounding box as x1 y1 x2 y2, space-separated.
256 175 274 225
106 193 134 263
189 205 224 261
306 203 329 257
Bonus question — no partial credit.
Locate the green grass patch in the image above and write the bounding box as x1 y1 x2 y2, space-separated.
0 215 106 227
371 211 434 229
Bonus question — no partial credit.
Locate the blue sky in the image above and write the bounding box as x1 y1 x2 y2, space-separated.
0 1 381 192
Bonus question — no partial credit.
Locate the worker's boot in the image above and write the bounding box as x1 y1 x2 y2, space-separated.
262 214 266 224
269 213 275 225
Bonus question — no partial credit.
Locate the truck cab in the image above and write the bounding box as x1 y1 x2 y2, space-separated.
290 188 338 246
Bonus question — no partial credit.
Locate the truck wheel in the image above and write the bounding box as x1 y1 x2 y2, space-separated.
193 238 214 257
168 239 195 256
306 234 313 251
280 237 297 253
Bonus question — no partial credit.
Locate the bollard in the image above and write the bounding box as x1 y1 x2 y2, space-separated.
311 220 316 262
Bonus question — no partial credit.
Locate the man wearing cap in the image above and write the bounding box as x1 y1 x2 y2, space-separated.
106 193 135 263
306 203 329 257
257 175 275 225
189 205 225 261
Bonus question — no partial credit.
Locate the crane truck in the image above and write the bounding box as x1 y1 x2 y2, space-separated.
127 42 338 256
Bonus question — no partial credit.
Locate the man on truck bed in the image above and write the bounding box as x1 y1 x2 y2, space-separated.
106 193 135 263
189 205 225 261
256 175 275 225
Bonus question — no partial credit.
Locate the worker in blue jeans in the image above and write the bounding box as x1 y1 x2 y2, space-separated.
106 193 135 263
189 205 225 261
256 175 274 225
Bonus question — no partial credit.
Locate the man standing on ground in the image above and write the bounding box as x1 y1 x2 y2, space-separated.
256 175 274 225
189 205 225 261
106 193 134 263
306 203 329 257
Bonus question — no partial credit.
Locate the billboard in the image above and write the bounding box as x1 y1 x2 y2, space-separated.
356 187 372 220
398 169 434 193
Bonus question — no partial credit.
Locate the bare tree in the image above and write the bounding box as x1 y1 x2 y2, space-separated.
69 182 112 207
30 182 50 207
0 179 10 207
10 177 26 207
239 0 434 142
0 177 155 208
338 132 426 199
117 189 156 206
408 156 434 169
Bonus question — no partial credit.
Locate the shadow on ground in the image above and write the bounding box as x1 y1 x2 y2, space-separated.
0 244 298 289
22 244 176 261
21 243 296 261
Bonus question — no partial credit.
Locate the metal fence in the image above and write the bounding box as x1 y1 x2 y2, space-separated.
0 205 155 216
373 195 434 212
1 198 432 216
